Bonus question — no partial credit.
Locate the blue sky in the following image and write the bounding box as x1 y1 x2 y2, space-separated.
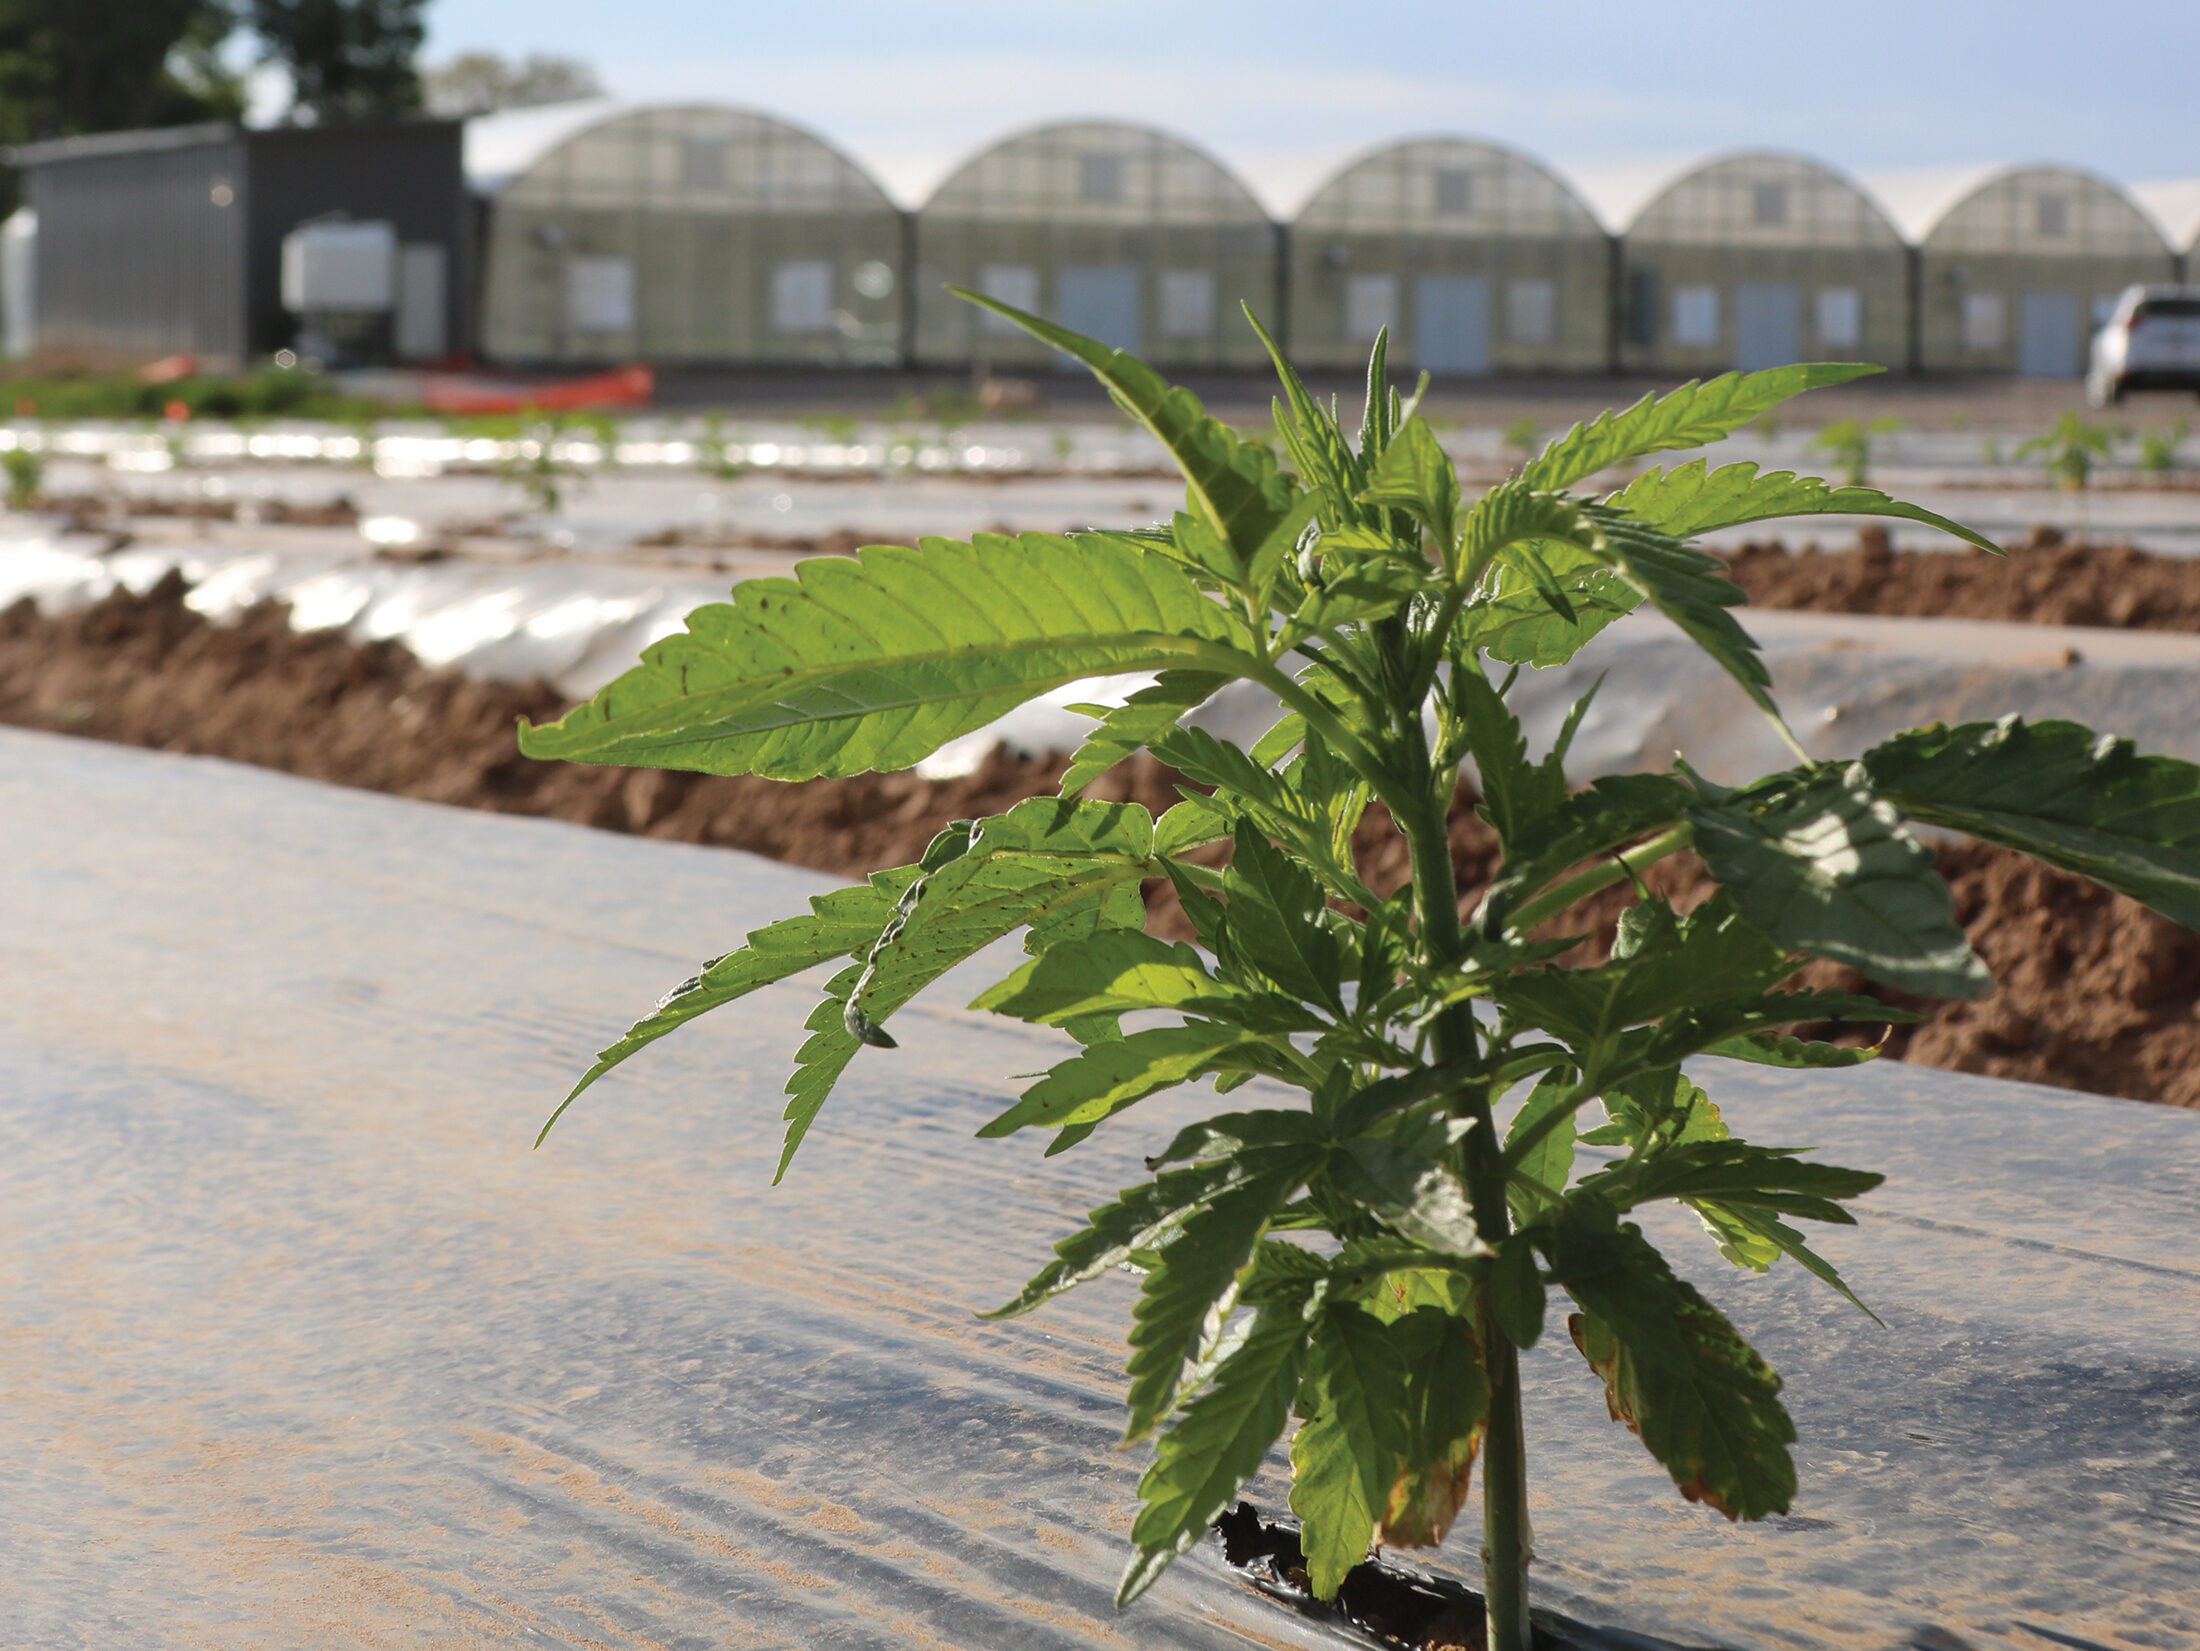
418 1 2200 216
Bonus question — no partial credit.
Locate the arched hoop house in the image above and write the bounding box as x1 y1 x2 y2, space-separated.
1289 137 1609 376
912 121 1277 370
1619 153 1906 377
471 102 903 367
1917 167 2176 377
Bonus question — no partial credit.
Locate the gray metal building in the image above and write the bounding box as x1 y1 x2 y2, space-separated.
1288 137 1610 376
1916 167 2176 377
1619 153 1908 377
911 121 1278 370
9 121 471 366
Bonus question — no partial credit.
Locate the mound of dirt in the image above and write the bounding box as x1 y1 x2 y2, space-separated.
1723 525 2200 631
0 572 2193 1110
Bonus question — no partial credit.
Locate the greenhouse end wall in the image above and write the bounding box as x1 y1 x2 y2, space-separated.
911 123 1278 371
1287 138 1611 375
1617 154 1908 377
1917 169 2176 377
478 106 904 368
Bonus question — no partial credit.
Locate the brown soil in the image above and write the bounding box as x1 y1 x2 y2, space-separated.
1722 524 2200 632
0 571 2193 1110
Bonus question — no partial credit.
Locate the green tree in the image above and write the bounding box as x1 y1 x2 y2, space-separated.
0 0 243 147
247 0 425 122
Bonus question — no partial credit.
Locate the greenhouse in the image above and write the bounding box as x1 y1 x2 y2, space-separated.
1916 167 2177 376
1287 137 1610 375
1617 152 1908 376
910 121 1276 370
471 102 904 367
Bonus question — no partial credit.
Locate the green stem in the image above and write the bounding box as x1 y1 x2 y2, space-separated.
1400 787 1534 1651
1499 823 1693 938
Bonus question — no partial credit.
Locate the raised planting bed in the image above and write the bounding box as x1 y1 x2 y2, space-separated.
1 572 2195 1113
0 730 2192 1649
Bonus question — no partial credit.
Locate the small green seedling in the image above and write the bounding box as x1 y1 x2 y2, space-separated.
1501 416 1540 465
2 444 42 508
2138 418 2188 477
1806 416 1902 487
520 302 2200 1651
2018 412 2115 492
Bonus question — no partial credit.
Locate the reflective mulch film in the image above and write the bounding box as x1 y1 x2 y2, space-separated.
0 730 2192 1650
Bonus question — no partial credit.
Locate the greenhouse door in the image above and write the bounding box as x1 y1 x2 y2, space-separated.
2019 293 2082 377
1734 284 1802 371
1414 276 1488 375
1057 267 1140 362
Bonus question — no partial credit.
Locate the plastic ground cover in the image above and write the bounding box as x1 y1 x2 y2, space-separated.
0 729 2193 1651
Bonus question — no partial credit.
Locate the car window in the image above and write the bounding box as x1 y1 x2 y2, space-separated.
2135 299 2200 321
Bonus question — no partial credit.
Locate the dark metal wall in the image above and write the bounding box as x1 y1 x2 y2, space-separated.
28 128 248 363
243 122 472 358
17 120 470 366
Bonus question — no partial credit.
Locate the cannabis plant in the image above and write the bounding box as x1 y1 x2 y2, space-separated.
520 300 2200 1651
1804 415 1901 487
2017 411 2115 492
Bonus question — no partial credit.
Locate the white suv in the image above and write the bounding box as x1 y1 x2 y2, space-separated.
2088 285 2200 406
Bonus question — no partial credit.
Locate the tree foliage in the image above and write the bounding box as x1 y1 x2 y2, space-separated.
246 0 424 122
522 305 2200 1651
0 0 243 148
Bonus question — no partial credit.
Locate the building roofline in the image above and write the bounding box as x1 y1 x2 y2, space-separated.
7 117 461 171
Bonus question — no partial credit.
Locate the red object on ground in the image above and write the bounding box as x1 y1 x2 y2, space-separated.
162 400 191 423
419 365 654 416
138 355 198 385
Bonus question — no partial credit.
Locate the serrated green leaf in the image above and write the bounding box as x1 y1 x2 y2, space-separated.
1490 1235 1546 1349
974 928 1328 1034
985 1147 1310 1321
1608 459 1999 552
1582 504 1774 713
776 964 865 1182
1126 1160 1319 1440
977 1022 1255 1138
1476 774 1695 936
1554 1222 1796 1521
1358 416 1460 556
1862 716 2200 930
1332 1114 1488 1260
845 797 1154 1032
1580 1138 1884 1222
535 868 916 1146
1153 794 1230 858
1148 724 1378 907
1464 565 1640 669
1058 670 1229 797
1692 768 1991 999
1220 820 1346 1013
1288 558 1432 639
1520 365 1880 493
1702 1029 1883 1068
1492 895 1797 1059
955 288 1297 565
1290 1303 1410 1597
1504 1070 1578 1225
1150 1108 1333 1168
1120 1297 1313 1606
517 533 1254 780
1689 1200 1881 1321
1247 305 1364 527
1377 1307 1488 1547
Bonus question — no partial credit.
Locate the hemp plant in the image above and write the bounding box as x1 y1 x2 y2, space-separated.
520 299 2200 1651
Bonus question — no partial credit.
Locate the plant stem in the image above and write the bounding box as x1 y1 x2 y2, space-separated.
1401 787 1535 1651
1499 823 1693 937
